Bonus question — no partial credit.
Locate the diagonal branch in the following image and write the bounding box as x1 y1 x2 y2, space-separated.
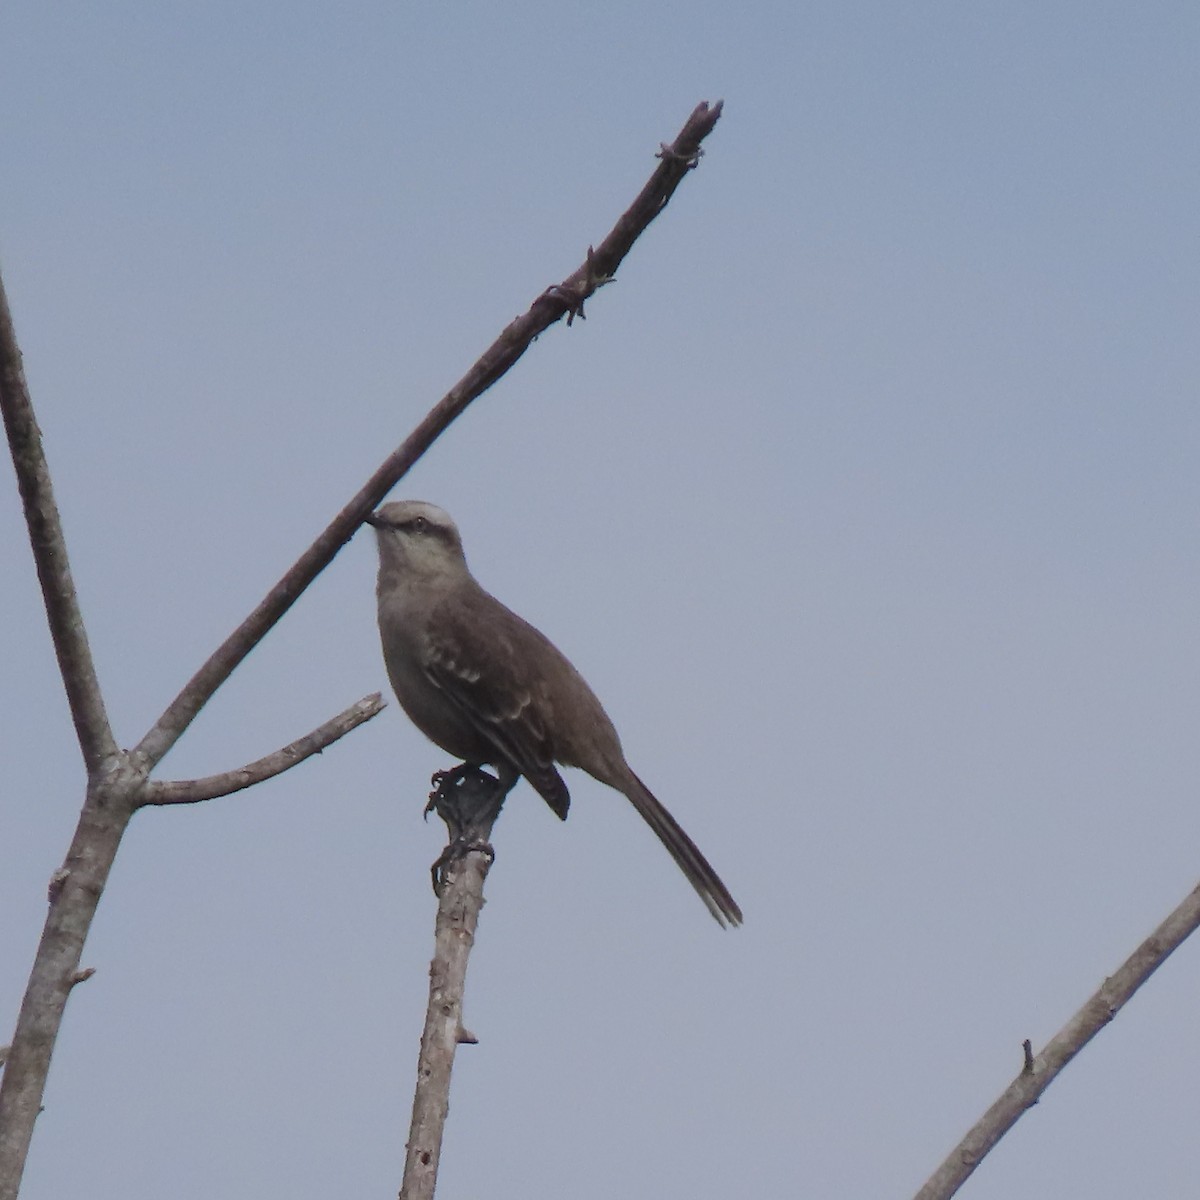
141 693 386 806
132 100 725 772
914 877 1200 1199
0 274 118 774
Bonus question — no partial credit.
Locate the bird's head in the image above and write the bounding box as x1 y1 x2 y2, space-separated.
366 500 468 584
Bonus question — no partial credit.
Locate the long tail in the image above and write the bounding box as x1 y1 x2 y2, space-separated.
623 772 743 927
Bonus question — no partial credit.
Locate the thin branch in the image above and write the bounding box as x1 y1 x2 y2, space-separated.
132 99 725 773
142 693 386 806
0 273 117 773
914 877 1200 1200
400 768 504 1200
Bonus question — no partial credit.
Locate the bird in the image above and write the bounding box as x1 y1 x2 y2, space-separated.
366 500 742 927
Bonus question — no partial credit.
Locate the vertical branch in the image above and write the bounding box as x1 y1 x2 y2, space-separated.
0 774 137 1200
0 275 117 773
0 267 129 1200
400 769 504 1200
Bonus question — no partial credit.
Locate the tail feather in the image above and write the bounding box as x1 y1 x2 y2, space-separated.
623 772 743 928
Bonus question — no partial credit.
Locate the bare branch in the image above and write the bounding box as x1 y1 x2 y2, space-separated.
0 770 138 1200
0 274 117 774
914 877 1200 1200
142 693 386 806
400 768 504 1200
132 99 725 773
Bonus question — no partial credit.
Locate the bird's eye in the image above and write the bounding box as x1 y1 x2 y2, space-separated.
412 516 428 533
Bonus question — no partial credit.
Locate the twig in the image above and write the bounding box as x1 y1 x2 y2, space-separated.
142 693 386 806
0 274 117 774
400 768 506 1200
132 99 725 773
914 877 1200 1199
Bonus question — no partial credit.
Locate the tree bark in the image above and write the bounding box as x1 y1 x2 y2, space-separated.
0 772 138 1200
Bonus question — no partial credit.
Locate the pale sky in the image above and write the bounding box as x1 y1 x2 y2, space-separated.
2 3 1198 1198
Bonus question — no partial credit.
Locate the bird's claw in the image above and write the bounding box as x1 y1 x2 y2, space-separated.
426 765 474 818
425 763 507 892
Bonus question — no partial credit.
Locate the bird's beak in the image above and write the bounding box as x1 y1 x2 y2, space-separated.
364 512 383 529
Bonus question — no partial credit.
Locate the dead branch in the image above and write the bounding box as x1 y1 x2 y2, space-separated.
0 276 116 774
400 768 505 1200
142 693 386 806
0 766 140 1200
132 99 725 774
914 877 1200 1199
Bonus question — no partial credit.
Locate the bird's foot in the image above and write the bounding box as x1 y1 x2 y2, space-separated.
424 764 477 817
425 763 509 894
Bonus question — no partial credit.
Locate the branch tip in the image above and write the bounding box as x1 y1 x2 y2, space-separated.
144 692 386 806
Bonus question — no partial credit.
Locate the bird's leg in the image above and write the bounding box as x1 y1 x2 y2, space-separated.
426 764 515 894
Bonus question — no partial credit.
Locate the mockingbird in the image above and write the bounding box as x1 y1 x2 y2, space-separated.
366 500 742 927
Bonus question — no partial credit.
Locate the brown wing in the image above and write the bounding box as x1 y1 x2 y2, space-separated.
423 590 571 819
